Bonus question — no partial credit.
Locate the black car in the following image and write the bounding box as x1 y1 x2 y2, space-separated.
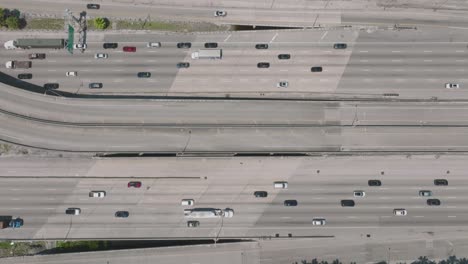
368 180 382 186
434 179 448 186
311 66 323 72
103 43 118 49
341 200 355 207
255 44 268 49
333 43 347 49
44 83 59 89
176 62 190 69
284 200 298 206
257 62 270 68
115 211 129 218
254 191 268 198
177 42 191 49
204 42 218 48
187 220 200 227
86 3 100 9
89 83 103 89
278 54 290 60
137 72 151 78
18 73 32 79
427 199 441 206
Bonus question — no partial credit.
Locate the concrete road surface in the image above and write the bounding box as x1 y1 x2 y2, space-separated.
2 27 468 99
1 155 468 240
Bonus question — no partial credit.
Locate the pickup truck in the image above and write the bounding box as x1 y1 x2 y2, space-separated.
5 61 32 69
28 53 46 59
0 218 24 229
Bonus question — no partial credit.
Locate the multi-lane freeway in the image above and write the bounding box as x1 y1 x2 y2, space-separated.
3 28 468 100
1 155 468 240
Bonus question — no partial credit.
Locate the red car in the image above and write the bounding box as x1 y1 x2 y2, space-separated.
123 46 136 52
128 181 142 188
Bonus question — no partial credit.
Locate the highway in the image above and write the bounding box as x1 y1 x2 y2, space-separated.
1 155 468 240
3 28 468 100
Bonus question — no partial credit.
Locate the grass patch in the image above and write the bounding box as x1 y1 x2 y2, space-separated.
0 242 12 249
24 18 64 30
116 20 179 31
56 241 110 252
0 143 12 154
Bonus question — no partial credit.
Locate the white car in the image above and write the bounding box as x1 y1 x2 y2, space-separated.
277 81 289 88
66 71 77 77
73 43 87 49
445 83 460 89
393 209 407 216
419 190 432 197
89 191 106 198
273 181 288 189
214 10 227 17
94 53 108 59
353 191 366 197
312 218 326 226
147 42 161 48
181 199 194 206
223 208 234 218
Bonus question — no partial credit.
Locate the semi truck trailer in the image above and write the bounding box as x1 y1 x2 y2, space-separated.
184 208 234 218
4 38 66 49
5 61 32 69
191 49 222 59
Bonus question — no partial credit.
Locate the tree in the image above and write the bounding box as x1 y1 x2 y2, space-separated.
93 17 110 29
9 8 20 18
447 256 458 264
5 16 19 29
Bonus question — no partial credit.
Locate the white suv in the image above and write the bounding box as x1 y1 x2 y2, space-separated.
445 83 460 89
393 209 407 216
89 191 106 198
181 199 194 206
66 71 77 77
147 42 161 48
223 208 234 218
312 218 326 226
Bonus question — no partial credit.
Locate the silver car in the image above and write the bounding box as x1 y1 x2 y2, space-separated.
94 53 108 59
419 190 432 197
277 81 289 88
353 191 366 197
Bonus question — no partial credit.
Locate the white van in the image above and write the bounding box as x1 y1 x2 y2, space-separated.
274 181 288 189
181 199 194 206
147 42 161 48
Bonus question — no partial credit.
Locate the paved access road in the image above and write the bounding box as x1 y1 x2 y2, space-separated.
1 155 467 240
2 0 468 28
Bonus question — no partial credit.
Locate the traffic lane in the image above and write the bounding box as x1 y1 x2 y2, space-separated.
0 88 338 124
7 113 468 152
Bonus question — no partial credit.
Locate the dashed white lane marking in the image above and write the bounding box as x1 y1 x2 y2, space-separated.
359 50 368 53
270 33 278 43
48 60 56 62
360 60 368 62
320 31 328 40
456 50 465 53
413 216 424 218
424 60 433 62
391 50 401 53
456 60 465 62
448 216 457 218
47 69 57 72
391 59 401 62
112 69 124 72
224 34 231 42
347 216 357 219
362 69 370 71
423 50 432 53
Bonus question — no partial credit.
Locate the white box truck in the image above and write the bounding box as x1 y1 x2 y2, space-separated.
191 49 222 59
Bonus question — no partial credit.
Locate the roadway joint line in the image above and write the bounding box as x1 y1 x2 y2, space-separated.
270 33 279 43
